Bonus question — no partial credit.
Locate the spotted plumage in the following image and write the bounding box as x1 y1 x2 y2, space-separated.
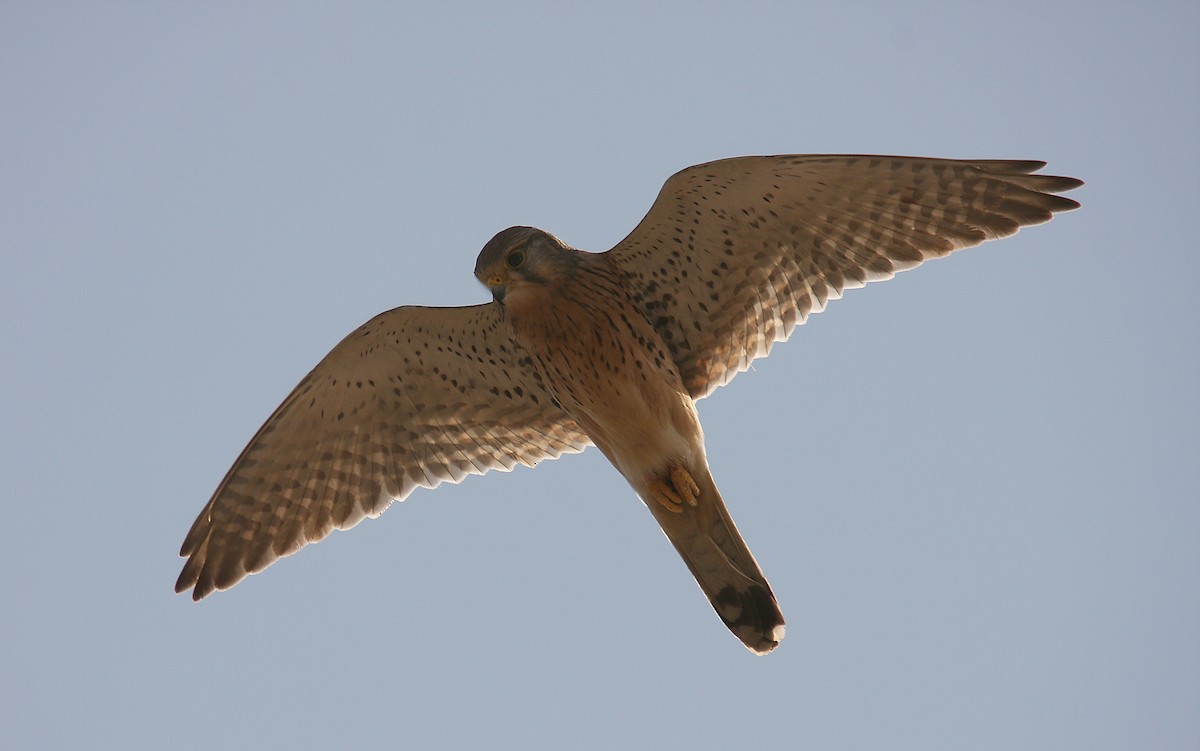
177 154 1081 653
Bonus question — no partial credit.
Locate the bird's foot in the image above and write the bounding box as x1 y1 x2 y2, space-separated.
649 465 701 514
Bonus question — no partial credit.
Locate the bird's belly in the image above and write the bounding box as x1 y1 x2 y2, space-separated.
561 363 701 486
577 368 695 462
514 303 703 482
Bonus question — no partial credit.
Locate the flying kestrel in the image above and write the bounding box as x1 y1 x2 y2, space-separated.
176 154 1081 653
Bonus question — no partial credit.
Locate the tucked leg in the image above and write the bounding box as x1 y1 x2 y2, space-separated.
648 465 701 513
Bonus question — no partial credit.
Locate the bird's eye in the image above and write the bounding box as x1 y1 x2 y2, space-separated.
505 251 525 269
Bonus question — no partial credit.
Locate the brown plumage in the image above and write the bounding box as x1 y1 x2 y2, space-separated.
177 154 1081 653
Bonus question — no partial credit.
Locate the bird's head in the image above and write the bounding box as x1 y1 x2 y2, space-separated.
474 226 576 306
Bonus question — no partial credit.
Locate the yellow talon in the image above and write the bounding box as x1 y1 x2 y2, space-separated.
649 466 701 513
672 466 700 506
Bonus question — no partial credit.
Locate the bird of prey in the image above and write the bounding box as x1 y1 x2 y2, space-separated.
176 154 1081 653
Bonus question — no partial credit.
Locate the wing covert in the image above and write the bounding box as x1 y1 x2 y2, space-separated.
605 154 1081 398
176 303 589 599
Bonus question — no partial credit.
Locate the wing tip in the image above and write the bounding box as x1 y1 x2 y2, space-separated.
173 567 208 601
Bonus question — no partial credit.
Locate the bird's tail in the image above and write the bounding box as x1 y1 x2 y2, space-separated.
646 467 785 654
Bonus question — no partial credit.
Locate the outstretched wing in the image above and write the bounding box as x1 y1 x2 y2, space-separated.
176 303 589 600
605 155 1082 398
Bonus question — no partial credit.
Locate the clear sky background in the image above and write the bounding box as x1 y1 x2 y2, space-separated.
2 3 1197 749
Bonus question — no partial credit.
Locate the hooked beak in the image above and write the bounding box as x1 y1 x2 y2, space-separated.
487 274 507 303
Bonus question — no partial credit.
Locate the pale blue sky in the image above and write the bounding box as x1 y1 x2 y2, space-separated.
2 3 1197 749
